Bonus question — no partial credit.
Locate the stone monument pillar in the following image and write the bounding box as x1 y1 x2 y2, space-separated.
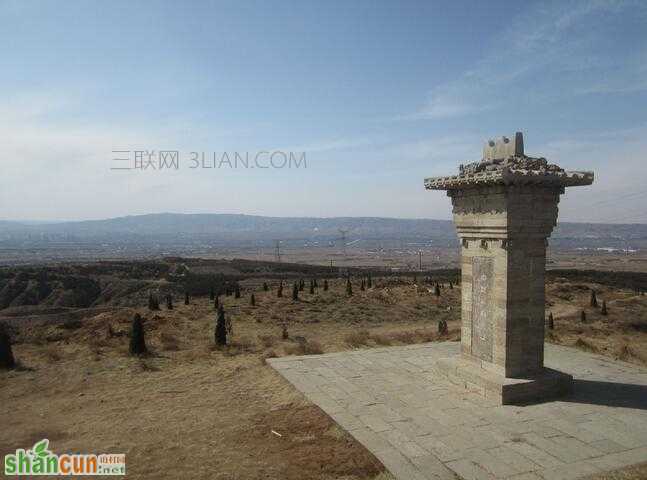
425 132 593 404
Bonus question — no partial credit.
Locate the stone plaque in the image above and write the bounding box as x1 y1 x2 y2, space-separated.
471 257 494 361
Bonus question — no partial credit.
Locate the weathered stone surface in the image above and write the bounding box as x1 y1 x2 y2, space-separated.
424 132 593 190
482 132 524 161
471 256 494 362
425 133 594 403
435 356 573 405
268 343 647 480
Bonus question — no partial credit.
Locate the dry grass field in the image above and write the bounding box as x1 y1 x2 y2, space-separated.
1 273 647 479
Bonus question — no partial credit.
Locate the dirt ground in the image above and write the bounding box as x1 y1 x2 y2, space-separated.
549 252 647 273
545 279 647 365
2 275 647 479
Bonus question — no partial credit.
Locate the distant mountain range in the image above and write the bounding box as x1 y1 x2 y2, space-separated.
0 214 452 238
1 213 646 249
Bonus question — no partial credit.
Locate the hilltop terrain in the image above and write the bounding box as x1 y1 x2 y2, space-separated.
1 259 647 478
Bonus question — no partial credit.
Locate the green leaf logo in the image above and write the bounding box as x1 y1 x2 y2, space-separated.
33 439 50 458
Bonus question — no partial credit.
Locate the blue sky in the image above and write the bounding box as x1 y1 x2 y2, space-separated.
1 0 646 222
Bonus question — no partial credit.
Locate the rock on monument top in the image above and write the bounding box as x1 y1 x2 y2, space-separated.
483 132 524 161
424 131 594 190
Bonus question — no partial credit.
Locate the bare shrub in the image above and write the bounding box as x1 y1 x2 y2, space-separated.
258 334 276 348
415 328 436 343
44 345 62 362
225 336 256 356
261 349 278 363
616 344 647 364
574 337 598 353
344 329 370 347
388 330 418 344
371 333 392 346
137 358 160 372
160 332 180 351
88 336 111 356
283 339 323 356
181 348 208 362
44 333 64 343
283 343 303 355
234 336 255 350
370 328 437 346
616 344 634 362
60 319 83 330
303 340 323 355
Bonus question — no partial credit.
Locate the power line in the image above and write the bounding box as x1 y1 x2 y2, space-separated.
588 190 647 209
568 188 647 223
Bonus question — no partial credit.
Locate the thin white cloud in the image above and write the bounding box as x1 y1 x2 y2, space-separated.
407 93 494 120
0 94 367 221
407 0 647 120
0 92 76 124
0 96 202 220
282 137 376 154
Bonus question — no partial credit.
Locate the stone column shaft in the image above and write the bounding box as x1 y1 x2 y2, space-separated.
451 185 560 378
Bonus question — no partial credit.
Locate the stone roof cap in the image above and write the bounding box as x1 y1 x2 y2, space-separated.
424 132 594 191
424 167 594 190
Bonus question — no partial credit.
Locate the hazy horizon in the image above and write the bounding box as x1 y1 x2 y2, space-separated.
2 211 647 226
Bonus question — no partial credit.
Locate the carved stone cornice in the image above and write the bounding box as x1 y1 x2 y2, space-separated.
448 185 561 240
425 167 593 191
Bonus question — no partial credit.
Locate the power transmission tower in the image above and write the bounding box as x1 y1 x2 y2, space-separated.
338 228 349 256
274 240 282 263
622 236 630 256
419 250 423 271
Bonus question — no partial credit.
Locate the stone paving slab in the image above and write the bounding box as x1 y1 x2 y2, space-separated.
268 343 647 480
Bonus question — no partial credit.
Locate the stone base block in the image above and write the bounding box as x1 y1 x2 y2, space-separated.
435 356 573 405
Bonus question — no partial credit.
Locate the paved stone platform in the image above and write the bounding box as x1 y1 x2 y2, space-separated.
268 342 647 480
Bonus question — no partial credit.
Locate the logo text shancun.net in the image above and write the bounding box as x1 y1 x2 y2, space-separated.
4 439 125 476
